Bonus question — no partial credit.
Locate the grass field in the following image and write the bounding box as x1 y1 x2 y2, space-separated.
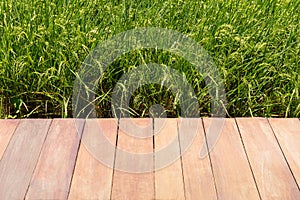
0 0 299 118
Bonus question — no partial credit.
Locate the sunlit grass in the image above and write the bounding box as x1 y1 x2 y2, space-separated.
0 0 299 118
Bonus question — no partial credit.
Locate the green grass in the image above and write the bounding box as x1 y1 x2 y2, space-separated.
0 0 299 118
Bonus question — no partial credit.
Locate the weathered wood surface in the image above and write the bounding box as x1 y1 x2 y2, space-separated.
69 119 117 199
268 118 300 188
236 118 300 200
0 119 19 159
154 118 185 199
179 118 217 200
111 118 154 200
0 119 51 200
203 118 260 200
0 118 299 199
26 119 84 199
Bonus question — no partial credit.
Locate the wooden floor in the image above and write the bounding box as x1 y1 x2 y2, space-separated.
0 118 299 200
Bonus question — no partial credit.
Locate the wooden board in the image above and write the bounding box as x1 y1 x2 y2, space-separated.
236 118 300 200
268 118 300 188
0 119 19 159
25 119 84 199
203 118 260 200
69 119 118 199
179 118 217 200
154 118 185 199
0 119 51 200
0 118 299 199
111 118 154 200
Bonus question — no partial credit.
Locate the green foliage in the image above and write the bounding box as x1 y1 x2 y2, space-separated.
0 0 299 118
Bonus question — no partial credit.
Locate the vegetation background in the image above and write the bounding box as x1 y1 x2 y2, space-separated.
0 0 299 118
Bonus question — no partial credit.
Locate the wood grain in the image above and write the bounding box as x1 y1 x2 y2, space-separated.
268 118 300 188
179 118 217 200
0 118 299 199
236 118 300 200
69 119 118 200
203 118 260 200
0 119 51 200
25 119 84 200
0 119 19 159
154 118 185 200
111 118 154 200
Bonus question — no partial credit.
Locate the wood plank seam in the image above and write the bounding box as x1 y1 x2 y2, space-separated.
109 118 119 200
68 119 118 199
201 118 219 199
24 119 53 198
66 119 87 200
154 118 184 199
236 118 300 199
0 119 52 199
1 118 299 199
111 118 154 199
152 118 156 200
177 119 187 200
267 118 300 190
234 118 262 200
0 119 20 162
266 118 300 191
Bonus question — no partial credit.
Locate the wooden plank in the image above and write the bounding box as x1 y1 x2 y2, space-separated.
268 118 300 187
25 119 84 200
236 118 300 200
0 119 51 200
68 119 118 199
203 118 260 200
179 118 217 200
0 119 19 159
154 118 185 199
111 118 154 200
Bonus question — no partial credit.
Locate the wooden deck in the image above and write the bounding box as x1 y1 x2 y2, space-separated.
0 118 299 200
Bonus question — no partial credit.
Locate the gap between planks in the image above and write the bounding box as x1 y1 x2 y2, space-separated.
0 118 299 200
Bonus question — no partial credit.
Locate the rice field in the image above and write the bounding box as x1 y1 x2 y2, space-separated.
0 0 299 118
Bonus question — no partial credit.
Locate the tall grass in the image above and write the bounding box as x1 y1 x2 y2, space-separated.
0 0 299 118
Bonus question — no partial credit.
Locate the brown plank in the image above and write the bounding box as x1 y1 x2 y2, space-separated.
69 119 118 199
154 118 185 199
0 119 51 200
179 118 217 200
111 118 154 200
268 118 300 187
25 119 84 200
0 119 19 159
236 118 300 200
203 118 260 200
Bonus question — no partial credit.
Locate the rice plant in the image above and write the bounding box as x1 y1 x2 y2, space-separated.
0 0 299 118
